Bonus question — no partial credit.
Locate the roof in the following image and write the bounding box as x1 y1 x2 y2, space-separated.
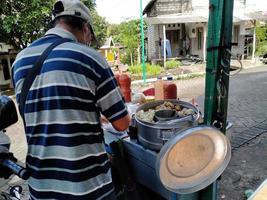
100 37 114 49
143 0 157 15
247 11 267 20
99 37 125 50
143 0 267 24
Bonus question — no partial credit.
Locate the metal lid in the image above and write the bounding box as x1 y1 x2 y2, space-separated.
156 126 231 194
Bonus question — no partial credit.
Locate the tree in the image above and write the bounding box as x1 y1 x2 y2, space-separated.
107 24 121 43
0 0 53 49
107 19 147 66
112 20 141 66
91 10 108 47
0 0 107 49
255 22 267 56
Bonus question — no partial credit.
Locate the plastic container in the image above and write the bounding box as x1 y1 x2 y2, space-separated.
114 73 121 87
164 77 177 100
142 88 155 96
154 77 164 100
119 73 131 102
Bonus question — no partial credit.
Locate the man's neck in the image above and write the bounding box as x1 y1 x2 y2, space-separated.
55 23 83 43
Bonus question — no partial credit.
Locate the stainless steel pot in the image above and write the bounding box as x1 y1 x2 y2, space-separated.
135 100 199 151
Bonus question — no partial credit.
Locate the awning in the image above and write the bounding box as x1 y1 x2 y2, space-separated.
145 13 208 25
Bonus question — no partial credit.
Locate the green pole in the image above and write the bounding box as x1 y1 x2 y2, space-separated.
140 0 146 83
201 0 234 199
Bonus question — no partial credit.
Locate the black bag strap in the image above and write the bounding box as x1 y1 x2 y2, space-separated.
19 38 72 121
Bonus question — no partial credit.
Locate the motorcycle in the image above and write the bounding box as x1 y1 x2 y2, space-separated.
0 96 29 200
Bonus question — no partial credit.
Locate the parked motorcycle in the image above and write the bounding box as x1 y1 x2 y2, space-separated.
0 96 30 200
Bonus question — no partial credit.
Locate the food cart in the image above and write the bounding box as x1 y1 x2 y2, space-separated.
104 0 235 199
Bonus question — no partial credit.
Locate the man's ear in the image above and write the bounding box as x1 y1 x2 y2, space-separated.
82 22 89 33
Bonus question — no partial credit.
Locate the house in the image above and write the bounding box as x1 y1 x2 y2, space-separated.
0 43 17 89
99 37 125 66
143 0 267 62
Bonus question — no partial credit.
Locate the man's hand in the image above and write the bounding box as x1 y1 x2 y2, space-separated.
111 114 131 132
100 115 109 124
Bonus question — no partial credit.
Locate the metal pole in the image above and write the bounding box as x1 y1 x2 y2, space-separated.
140 0 146 83
163 25 166 68
252 20 256 62
203 25 207 62
201 0 234 199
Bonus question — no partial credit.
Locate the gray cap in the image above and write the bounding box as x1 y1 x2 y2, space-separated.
52 0 96 41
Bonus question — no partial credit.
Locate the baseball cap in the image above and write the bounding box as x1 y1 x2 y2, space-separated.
52 0 96 41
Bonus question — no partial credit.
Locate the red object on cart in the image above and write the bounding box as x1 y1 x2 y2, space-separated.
114 73 121 87
142 88 155 96
119 74 131 102
164 82 177 99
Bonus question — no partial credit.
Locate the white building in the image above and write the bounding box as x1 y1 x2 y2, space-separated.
143 0 267 62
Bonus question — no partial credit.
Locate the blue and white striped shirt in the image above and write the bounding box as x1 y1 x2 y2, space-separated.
12 27 128 200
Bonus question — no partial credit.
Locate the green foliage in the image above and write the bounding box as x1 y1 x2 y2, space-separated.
129 63 163 76
0 0 53 49
107 24 120 43
90 10 108 47
166 60 181 69
0 0 107 49
118 20 140 66
256 44 267 56
107 19 147 66
256 22 267 56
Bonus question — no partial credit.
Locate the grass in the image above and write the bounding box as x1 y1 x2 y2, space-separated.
166 60 181 69
129 63 163 76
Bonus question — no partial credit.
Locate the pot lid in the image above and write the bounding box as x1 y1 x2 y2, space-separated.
156 126 231 194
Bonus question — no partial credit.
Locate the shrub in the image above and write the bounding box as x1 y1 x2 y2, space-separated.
129 63 163 76
256 44 267 56
166 60 181 69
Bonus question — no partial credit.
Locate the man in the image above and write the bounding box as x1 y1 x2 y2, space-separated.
12 0 130 199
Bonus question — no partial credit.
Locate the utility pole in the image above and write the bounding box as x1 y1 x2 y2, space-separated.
140 0 146 83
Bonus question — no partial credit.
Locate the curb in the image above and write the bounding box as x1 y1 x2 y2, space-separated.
131 72 205 85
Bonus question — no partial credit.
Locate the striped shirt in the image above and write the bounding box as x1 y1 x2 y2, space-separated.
12 27 128 200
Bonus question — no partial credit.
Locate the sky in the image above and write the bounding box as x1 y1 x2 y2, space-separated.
95 0 267 24
95 0 151 24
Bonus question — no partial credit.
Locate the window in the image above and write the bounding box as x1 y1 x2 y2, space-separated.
233 25 239 44
197 28 203 50
1 59 11 80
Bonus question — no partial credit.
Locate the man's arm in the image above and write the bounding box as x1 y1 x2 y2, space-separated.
111 114 130 131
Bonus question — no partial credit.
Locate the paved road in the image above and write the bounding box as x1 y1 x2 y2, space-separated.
2 65 267 199
216 66 267 200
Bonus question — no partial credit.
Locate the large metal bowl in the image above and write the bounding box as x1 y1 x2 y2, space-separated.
135 100 199 151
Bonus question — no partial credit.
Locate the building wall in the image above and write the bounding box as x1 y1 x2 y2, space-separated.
147 21 246 61
231 22 245 57
147 24 160 59
148 23 184 60
188 23 206 59
147 0 192 17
